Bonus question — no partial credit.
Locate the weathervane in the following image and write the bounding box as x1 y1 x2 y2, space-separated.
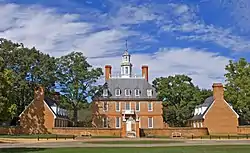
125 39 128 51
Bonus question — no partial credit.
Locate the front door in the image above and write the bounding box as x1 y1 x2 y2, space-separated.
126 120 132 132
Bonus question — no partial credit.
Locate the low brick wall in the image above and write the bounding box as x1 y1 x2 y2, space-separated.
140 127 209 137
0 126 21 135
50 127 121 137
237 126 250 135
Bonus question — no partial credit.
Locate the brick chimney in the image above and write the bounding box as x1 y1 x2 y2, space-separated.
105 65 112 81
34 86 44 101
142 65 148 81
212 83 224 100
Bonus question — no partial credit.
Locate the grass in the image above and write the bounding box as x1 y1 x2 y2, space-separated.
0 134 75 139
85 140 182 144
0 146 250 153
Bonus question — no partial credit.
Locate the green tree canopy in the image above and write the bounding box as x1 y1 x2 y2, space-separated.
224 58 250 124
0 38 57 121
56 52 103 125
153 74 212 127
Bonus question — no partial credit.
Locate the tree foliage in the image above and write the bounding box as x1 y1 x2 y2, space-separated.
153 74 212 127
224 58 250 124
56 52 103 125
0 38 57 122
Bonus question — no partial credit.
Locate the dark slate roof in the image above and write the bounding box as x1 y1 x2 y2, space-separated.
44 97 69 119
189 96 214 121
93 78 158 101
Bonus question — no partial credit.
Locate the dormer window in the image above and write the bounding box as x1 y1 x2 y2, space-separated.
147 89 153 97
103 89 108 97
135 89 140 96
115 89 121 96
125 89 131 96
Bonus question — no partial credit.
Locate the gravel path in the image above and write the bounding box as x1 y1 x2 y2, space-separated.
0 138 250 148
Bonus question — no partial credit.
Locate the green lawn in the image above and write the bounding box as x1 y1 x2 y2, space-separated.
1 146 250 153
85 140 182 144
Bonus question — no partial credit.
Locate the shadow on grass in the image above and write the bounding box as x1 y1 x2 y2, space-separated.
0 148 46 153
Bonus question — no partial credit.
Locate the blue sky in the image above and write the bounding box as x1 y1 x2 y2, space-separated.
0 0 250 89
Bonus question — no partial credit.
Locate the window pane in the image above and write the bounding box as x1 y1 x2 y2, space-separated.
116 102 120 111
136 103 140 111
148 102 152 111
103 102 108 111
126 102 130 110
125 67 128 74
148 117 153 128
103 117 108 127
116 117 120 128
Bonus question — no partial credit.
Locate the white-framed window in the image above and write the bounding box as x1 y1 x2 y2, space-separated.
115 117 121 128
103 102 108 111
103 89 108 97
115 89 121 96
125 89 131 96
116 102 120 112
135 102 140 111
200 122 203 128
193 122 196 128
125 102 130 110
135 89 140 96
148 102 153 111
125 67 129 74
148 117 153 128
103 117 108 128
147 89 152 97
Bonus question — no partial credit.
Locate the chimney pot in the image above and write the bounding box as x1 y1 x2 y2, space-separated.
105 65 112 81
142 65 149 81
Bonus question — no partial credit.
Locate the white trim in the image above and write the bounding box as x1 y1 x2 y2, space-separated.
115 102 120 112
103 89 108 97
115 117 121 128
19 100 56 119
224 100 239 118
125 89 131 96
147 89 152 97
135 102 140 112
148 102 153 111
135 89 140 96
103 102 108 112
203 100 239 119
43 100 57 119
19 100 35 117
103 117 108 128
115 89 121 96
125 102 131 110
148 117 153 128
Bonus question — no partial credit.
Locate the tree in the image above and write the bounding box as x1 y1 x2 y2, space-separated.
56 52 103 126
0 38 57 117
224 58 250 124
153 74 212 127
0 56 17 121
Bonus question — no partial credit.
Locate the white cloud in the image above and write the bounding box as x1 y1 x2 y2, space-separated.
89 48 231 89
0 2 235 89
161 3 250 52
216 0 250 33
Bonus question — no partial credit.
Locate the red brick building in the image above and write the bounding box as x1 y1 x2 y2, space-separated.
19 86 71 134
189 83 239 135
92 50 164 138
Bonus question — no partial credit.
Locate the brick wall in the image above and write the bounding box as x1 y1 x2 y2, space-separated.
50 127 121 137
0 127 21 135
237 126 250 135
140 127 209 137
